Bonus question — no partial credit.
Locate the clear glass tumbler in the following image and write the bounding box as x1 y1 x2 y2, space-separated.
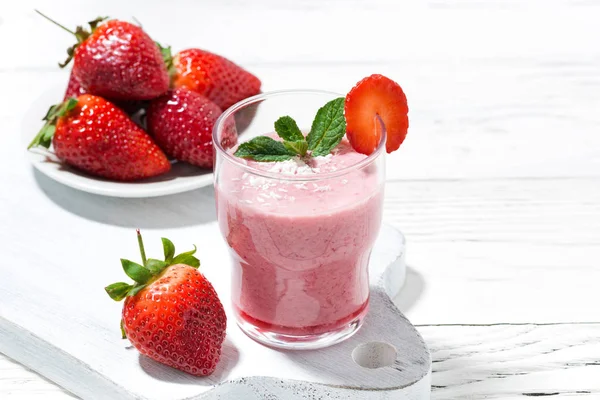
213 90 386 349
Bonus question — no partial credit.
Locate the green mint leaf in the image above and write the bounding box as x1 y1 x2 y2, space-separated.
306 97 346 156
161 238 175 263
274 116 304 142
284 140 308 156
145 258 168 274
120 259 153 284
105 282 133 301
234 136 296 162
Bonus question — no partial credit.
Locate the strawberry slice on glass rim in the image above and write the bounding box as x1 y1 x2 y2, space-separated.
344 74 409 155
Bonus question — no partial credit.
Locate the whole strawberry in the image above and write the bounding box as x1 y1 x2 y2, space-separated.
63 69 147 116
64 69 87 100
37 11 169 100
172 48 261 110
105 231 227 377
147 87 237 168
28 95 171 181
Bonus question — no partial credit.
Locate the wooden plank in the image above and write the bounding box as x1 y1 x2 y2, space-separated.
385 177 600 324
0 356 76 399
420 323 600 399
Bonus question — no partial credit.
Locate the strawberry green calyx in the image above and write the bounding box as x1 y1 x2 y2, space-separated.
27 98 78 150
35 10 107 67
105 230 200 302
136 228 147 265
156 42 176 81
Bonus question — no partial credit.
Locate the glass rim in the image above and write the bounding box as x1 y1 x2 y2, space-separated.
213 89 387 181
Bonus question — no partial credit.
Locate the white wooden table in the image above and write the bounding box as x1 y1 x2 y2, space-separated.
2 0 599 398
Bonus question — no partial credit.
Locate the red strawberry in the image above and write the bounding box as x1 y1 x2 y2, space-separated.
105 231 227 377
37 11 169 100
28 95 171 181
64 69 87 100
172 48 261 110
147 87 237 169
344 74 409 155
64 68 147 118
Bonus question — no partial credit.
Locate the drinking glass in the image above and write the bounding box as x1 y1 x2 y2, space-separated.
213 90 386 349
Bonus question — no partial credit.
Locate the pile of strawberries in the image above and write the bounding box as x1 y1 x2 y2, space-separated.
29 12 261 181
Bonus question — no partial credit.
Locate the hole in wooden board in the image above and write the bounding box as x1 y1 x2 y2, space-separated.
352 341 397 369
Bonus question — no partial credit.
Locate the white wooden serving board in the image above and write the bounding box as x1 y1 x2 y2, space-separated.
0 223 430 399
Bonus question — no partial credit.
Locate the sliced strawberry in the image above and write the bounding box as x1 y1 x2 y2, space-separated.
344 74 409 155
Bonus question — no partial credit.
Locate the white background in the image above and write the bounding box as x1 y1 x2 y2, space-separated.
1 0 599 398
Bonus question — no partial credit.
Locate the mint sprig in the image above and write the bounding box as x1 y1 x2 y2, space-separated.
234 97 346 162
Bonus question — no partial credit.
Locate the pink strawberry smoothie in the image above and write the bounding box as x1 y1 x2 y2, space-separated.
216 139 383 335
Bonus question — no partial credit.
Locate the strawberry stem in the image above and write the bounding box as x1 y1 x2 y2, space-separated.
35 10 75 35
136 229 147 266
120 319 127 339
36 11 107 67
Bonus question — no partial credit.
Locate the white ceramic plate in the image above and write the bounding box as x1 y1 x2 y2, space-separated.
22 85 213 198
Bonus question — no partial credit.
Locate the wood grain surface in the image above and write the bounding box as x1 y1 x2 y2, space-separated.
1 0 599 398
